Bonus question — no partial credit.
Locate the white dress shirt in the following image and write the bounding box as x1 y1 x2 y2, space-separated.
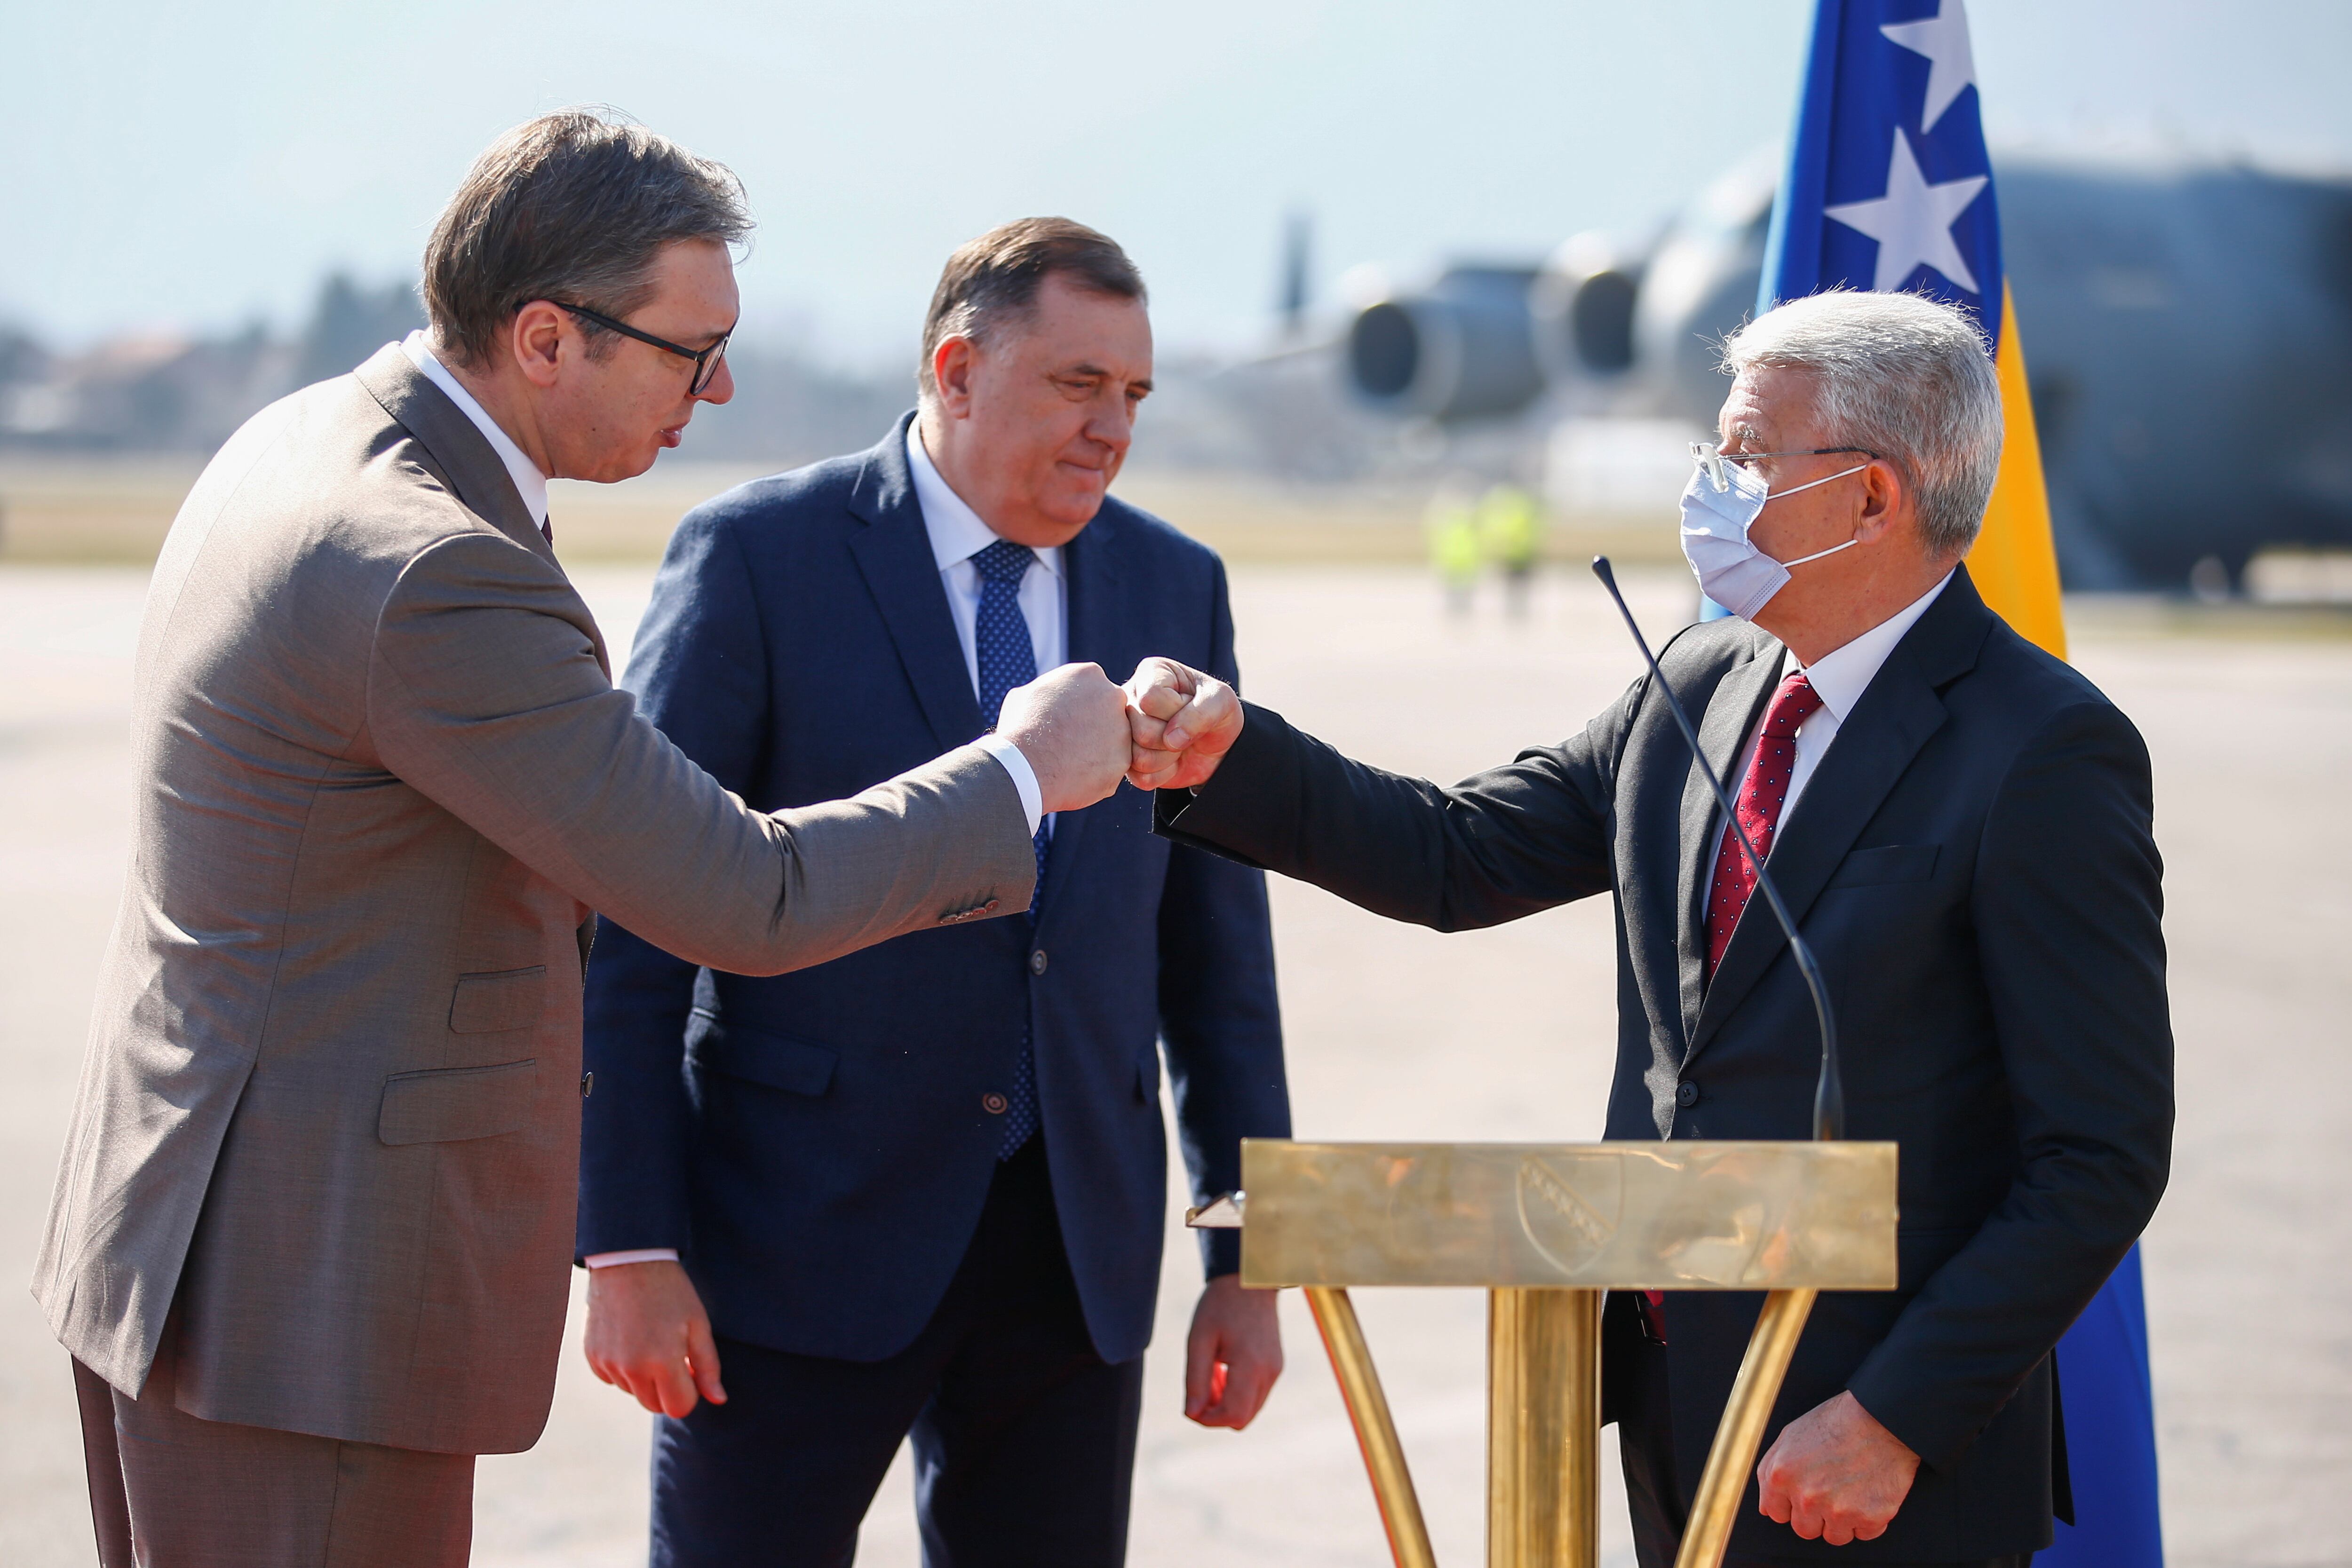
906 424 1061 837
584 429 1063 1273
1712 572 1954 869
397 332 550 534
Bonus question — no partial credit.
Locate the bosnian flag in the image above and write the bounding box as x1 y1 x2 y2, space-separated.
1758 4 2163 1565
1760 0 2066 657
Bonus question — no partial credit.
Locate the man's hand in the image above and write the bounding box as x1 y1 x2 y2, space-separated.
996 661 1133 814
1124 657 1243 791
1755 1390 1920 1545
1184 1274 1283 1429
583 1259 727 1419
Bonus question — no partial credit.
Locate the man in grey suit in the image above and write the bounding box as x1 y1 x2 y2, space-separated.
40 109 1136 1568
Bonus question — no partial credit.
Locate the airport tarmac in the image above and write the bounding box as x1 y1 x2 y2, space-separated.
1 560 2345 1568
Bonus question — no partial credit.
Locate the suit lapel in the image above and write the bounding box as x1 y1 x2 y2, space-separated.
846 417 986 755
1685 570 1994 1063
1035 506 1128 920
351 345 556 568
351 345 606 680
1675 643 1783 1046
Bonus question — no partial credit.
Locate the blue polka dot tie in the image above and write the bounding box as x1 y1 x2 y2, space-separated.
970 538 1047 1158
1705 670 1824 979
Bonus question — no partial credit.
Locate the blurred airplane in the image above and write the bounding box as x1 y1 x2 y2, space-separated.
1340 154 2352 591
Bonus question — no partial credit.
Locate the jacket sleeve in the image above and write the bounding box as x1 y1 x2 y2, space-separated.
576 507 770 1260
1155 557 1290 1280
366 527 1037 980
1845 700 2173 1471
1152 677 1639 932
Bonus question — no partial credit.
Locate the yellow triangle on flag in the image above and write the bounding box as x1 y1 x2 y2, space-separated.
1966 285 2069 660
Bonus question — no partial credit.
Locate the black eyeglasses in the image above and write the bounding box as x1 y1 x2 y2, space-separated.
552 301 733 395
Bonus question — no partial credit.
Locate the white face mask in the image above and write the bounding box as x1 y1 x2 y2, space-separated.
1677 449 1868 618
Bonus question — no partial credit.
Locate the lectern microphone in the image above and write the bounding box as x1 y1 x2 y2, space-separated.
1589 556 1844 1141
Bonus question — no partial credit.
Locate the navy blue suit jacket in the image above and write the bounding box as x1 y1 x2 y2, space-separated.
578 416 1288 1365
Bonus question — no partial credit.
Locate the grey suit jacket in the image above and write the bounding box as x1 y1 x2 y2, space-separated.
35 346 1036 1455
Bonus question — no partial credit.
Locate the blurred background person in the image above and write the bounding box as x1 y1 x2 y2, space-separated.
575 218 1289 1568
1426 479 1482 617
1476 481 1543 619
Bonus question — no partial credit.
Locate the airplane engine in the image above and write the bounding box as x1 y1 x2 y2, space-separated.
1531 234 1642 380
1343 266 1546 420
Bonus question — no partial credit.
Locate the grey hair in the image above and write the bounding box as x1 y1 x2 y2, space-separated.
1720 290 2002 557
423 107 750 368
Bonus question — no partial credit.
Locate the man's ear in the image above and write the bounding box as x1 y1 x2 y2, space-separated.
1852 458 1906 545
931 337 978 420
511 301 568 390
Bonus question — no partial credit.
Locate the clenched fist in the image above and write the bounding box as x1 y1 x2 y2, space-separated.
1124 657 1243 791
1755 1390 1920 1545
996 662 1134 814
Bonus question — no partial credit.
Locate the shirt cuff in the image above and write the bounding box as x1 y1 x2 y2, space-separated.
584 1248 680 1268
975 732 1044 835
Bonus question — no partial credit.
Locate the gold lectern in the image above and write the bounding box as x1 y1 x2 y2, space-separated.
1189 1137 1898 1568
1181 562 1901 1567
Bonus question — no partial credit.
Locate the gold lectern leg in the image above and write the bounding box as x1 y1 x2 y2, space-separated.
1672 1288 1819 1568
1305 1286 1438 1568
1486 1288 1602 1568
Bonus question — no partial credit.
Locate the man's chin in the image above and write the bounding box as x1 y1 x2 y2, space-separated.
1045 484 1109 530
577 444 667 485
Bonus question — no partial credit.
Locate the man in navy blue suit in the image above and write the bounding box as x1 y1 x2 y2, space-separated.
576 218 1291 1567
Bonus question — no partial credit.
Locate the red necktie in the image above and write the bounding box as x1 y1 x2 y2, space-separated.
1704 670 1824 979
1644 672 1823 1341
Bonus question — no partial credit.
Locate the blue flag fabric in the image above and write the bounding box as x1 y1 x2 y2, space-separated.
1758 0 2002 348
2041 1245 2167 1566
1755 6 2166 1563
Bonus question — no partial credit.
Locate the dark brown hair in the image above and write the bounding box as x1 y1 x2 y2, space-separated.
422 108 750 367
917 218 1146 401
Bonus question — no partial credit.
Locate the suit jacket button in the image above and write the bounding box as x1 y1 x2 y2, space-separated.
1675 1080 1700 1108
580 1071 594 1098
982 1092 1009 1115
1029 949 1048 976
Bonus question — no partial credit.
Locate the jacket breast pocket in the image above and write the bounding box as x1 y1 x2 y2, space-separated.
449 966 548 1033
1824 844 1939 890
684 1011 839 1097
379 1059 540 1145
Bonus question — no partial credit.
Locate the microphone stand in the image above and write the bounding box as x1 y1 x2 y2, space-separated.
1589 557 1844 1142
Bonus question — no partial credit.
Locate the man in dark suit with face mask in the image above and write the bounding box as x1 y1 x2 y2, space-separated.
1128 290 2171 1567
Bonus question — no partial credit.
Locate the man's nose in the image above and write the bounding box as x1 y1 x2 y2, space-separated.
699 357 737 407
1087 394 1134 454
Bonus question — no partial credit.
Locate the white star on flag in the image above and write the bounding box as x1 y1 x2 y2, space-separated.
1823 129 1989 293
1881 0 1978 131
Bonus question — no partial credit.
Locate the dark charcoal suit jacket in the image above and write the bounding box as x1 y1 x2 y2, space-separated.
579 415 1288 1366
1155 567 2171 1561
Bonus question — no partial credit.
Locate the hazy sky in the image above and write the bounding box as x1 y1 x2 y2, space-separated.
7 0 2348 361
